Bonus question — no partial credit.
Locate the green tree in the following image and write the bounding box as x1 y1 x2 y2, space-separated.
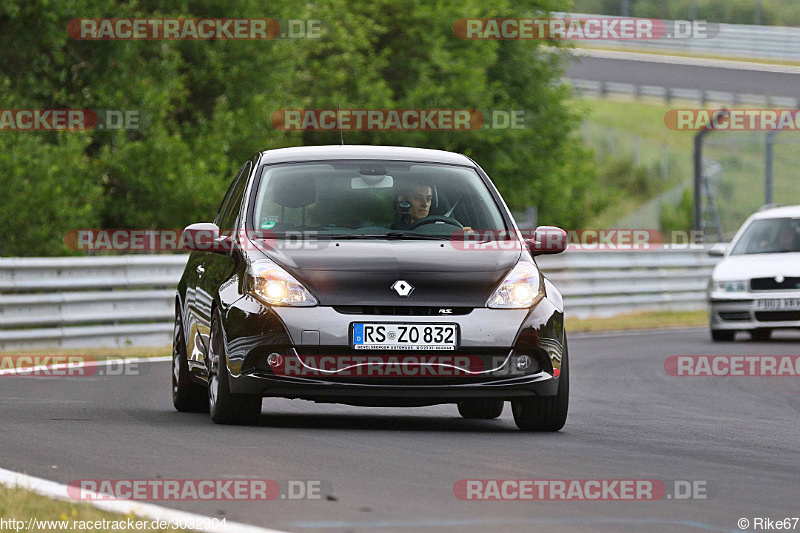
0 0 599 255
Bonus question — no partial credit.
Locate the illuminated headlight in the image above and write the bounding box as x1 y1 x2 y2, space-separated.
249 260 318 306
711 280 749 292
487 262 545 309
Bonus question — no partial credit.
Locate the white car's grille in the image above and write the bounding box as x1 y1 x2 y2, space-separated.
751 277 800 291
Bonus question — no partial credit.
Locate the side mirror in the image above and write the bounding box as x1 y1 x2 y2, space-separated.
525 226 568 256
708 242 727 257
181 222 231 253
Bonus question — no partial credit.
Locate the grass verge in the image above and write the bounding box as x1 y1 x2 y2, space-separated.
579 98 800 233
566 309 708 333
0 485 185 532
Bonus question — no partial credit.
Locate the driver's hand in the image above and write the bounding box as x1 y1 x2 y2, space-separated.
463 227 475 233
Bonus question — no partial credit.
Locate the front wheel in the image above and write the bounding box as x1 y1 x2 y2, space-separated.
512 335 569 432
173 313 208 413
208 312 262 425
457 399 504 419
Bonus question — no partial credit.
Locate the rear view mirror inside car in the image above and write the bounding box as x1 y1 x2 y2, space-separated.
351 175 394 189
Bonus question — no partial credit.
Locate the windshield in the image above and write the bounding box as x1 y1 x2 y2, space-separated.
251 160 508 238
730 217 800 255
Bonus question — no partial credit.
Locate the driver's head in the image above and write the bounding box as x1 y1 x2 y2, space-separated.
777 222 797 250
399 184 432 223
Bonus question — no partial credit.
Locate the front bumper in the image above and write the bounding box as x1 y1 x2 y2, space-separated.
228 372 559 406
220 294 565 404
708 291 800 330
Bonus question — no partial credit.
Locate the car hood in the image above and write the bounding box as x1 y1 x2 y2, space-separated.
250 239 521 306
713 252 800 281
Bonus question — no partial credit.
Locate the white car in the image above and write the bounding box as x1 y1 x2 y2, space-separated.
707 205 800 341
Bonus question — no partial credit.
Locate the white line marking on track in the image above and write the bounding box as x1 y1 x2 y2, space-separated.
0 355 171 376
0 466 287 533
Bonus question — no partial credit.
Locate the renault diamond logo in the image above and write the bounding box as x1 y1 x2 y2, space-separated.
391 280 414 297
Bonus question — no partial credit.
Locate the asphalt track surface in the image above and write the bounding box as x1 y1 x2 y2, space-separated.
2 328 799 532
564 53 800 100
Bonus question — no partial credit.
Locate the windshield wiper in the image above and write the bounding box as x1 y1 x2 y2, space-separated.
384 231 449 240
313 234 383 239
313 232 448 240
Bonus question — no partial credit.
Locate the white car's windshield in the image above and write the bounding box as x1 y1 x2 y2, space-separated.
730 217 800 255
252 160 507 238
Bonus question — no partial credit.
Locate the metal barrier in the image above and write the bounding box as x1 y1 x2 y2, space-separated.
537 249 718 318
560 13 800 61
567 78 799 108
0 256 187 350
0 251 718 349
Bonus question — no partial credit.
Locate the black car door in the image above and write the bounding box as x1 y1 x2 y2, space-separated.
187 161 251 369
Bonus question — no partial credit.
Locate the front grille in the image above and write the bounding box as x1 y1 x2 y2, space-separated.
333 306 473 316
751 277 800 291
719 311 751 321
755 311 800 322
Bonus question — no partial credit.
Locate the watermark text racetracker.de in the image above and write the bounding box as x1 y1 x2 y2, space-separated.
454 229 707 252
265 354 543 377
63 228 709 253
665 109 800 131
67 479 329 501
0 355 145 378
454 479 709 500
68 18 323 40
665 356 800 377
0 109 143 131
271 109 527 131
63 228 336 252
453 17 716 40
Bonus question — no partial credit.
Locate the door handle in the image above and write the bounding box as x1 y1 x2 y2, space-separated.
196 265 205 275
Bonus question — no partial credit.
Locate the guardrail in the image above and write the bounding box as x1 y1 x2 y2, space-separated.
0 251 718 349
536 249 718 318
561 13 800 61
567 78 800 108
0 256 187 350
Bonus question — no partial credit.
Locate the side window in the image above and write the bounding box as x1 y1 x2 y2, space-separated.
218 161 252 236
215 163 249 226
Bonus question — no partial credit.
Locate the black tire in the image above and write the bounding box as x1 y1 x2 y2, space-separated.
173 312 208 413
457 399 504 419
750 328 772 341
208 312 261 425
711 329 735 342
512 335 569 432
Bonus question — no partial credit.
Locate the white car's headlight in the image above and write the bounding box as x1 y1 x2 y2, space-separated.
249 260 318 306
711 280 749 292
487 262 545 308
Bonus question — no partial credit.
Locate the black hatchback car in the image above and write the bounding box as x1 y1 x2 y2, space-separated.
173 145 569 431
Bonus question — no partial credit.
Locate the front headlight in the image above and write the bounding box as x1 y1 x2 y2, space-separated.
249 260 318 306
711 280 749 292
487 262 545 308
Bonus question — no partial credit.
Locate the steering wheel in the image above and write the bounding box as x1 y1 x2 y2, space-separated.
407 215 463 230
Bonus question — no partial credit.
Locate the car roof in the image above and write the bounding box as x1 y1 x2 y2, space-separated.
257 145 474 166
752 204 800 220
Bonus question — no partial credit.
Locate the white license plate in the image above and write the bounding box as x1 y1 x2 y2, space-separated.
352 323 458 350
756 298 800 311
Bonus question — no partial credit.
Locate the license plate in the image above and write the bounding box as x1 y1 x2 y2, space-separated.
352 323 459 350
756 298 800 311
